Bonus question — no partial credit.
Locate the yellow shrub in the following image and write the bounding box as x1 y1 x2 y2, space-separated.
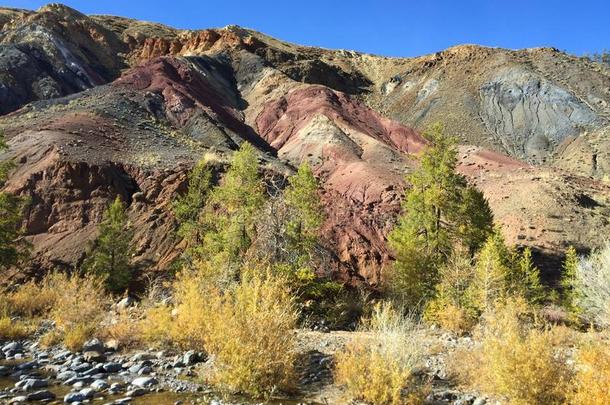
570 338 610 405
170 270 209 349
335 302 427 405
451 298 571 405
203 271 299 397
0 316 31 340
102 310 142 350
4 279 58 317
425 302 476 334
44 272 111 349
63 323 97 352
139 305 174 347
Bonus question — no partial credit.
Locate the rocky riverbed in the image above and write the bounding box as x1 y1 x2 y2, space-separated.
0 330 488 404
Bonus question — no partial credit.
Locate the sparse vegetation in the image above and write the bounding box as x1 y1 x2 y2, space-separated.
573 241 610 327
335 302 427 405
452 298 572 405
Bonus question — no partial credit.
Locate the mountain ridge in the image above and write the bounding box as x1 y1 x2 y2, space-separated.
1 3 609 285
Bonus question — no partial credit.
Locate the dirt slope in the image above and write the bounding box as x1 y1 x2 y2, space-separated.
1 4 610 284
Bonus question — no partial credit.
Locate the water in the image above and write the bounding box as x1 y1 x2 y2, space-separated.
0 358 320 405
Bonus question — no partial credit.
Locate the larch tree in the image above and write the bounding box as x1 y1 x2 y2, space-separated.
172 159 212 256
0 131 29 271
560 245 581 315
468 230 511 313
83 196 134 293
387 123 494 308
194 142 265 281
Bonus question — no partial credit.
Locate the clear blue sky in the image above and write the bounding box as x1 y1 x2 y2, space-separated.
3 0 609 57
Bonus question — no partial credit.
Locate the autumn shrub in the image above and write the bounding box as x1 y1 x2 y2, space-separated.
0 274 61 320
451 298 571 405
570 337 610 405
0 316 31 340
335 302 427 405
139 304 173 347
168 265 211 349
203 271 299 397
573 241 610 327
102 309 142 350
43 272 111 349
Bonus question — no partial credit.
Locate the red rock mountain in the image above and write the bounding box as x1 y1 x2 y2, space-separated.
1 4 609 284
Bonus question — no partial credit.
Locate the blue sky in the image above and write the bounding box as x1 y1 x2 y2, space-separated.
3 0 609 57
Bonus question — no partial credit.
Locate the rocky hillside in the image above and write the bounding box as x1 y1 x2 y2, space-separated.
1 4 609 284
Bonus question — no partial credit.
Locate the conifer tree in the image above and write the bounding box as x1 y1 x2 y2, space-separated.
173 159 212 248
387 123 494 307
195 142 265 276
284 162 325 264
83 196 133 292
511 247 545 305
560 246 581 314
0 131 28 270
469 230 511 313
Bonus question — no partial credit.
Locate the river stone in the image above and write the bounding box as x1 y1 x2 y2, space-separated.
102 362 122 373
2 342 22 353
82 338 104 353
83 350 106 363
131 376 158 388
27 389 56 401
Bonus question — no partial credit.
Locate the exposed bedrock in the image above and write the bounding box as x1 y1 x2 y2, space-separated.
479 67 601 163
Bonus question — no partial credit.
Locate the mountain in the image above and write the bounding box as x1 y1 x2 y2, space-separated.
1 4 609 284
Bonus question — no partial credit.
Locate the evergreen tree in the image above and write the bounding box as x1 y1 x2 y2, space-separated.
560 246 581 314
0 131 28 270
173 159 212 248
83 196 134 293
387 123 494 307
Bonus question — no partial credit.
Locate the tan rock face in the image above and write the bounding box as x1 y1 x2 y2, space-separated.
1 5 610 285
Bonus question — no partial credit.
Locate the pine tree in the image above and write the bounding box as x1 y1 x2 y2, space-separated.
560 246 581 314
83 196 134 293
0 131 28 271
387 123 494 308
173 159 212 248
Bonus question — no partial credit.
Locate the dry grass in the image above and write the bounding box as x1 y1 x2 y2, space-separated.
0 272 110 346
570 336 610 405
451 298 572 405
335 302 427 405
63 323 98 352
